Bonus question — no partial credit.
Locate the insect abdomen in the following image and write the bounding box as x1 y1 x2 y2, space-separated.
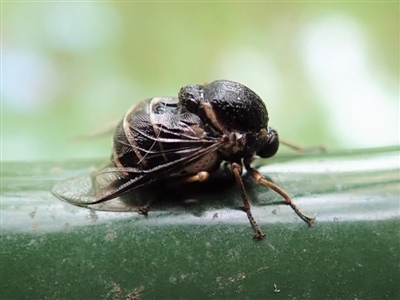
112 97 211 177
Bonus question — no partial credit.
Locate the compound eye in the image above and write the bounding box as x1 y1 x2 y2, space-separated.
178 84 204 114
257 127 279 158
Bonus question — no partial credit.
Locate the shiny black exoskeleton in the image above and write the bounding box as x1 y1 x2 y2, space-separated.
178 80 279 161
52 80 314 239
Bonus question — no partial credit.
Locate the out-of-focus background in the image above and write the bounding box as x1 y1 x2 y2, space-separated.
2 2 399 161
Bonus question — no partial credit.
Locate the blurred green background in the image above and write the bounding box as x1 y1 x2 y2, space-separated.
2 1 399 161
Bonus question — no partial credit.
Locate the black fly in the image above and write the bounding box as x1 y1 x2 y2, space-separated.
52 80 314 239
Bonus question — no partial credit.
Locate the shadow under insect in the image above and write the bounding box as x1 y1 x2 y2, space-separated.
53 163 295 220
119 167 243 215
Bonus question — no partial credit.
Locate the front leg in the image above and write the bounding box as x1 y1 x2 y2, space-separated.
231 162 266 240
244 158 315 226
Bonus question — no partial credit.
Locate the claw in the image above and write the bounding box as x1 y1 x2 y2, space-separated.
253 231 266 240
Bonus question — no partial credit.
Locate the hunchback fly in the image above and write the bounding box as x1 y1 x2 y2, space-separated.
52 80 315 239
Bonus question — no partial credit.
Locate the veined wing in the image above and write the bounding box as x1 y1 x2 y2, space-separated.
52 97 223 209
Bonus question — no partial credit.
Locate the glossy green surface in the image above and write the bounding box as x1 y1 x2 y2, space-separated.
1 147 399 299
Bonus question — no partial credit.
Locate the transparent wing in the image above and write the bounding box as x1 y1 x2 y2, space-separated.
52 140 222 211
51 168 142 212
52 104 223 210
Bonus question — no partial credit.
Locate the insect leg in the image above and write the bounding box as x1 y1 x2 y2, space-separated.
167 171 210 188
184 171 210 183
280 140 325 152
246 166 315 226
138 197 154 216
231 162 266 240
139 173 207 215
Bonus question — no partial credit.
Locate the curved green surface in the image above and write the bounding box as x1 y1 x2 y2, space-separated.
1 147 399 299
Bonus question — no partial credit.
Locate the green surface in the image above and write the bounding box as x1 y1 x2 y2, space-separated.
1 147 399 299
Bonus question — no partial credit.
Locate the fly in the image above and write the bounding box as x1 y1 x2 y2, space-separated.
52 80 315 239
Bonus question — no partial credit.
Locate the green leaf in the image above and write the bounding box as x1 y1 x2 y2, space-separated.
1 146 399 299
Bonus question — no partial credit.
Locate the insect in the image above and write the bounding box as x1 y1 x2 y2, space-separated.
52 80 314 239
